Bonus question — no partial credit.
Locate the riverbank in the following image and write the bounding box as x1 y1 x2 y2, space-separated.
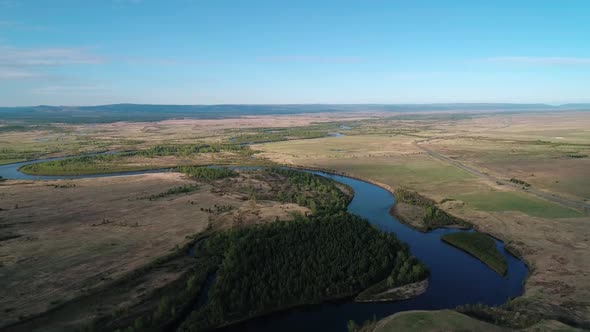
314 165 590 328
254 125 590 322
356 280 429 303
0 158 530 332
176 168 429 331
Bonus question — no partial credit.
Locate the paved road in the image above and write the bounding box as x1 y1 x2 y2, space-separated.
415 140 590 214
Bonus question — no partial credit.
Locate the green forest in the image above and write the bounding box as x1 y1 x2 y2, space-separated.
18 143 253 175
394 188 469 230
19 154 150 175
179 166 238 180
179 214 427 331
251 167 351 214
175 169 427 331
134 143 252 157
86 169 427 332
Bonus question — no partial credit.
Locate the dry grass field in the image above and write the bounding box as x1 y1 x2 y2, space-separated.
1 110 589 329
0 112 379 165
366 309 585 332
368 310 507 332
256 112 590 323
0 172 308 329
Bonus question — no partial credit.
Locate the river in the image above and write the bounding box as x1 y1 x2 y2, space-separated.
0 157 528 332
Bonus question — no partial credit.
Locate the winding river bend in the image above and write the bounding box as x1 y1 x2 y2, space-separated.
0 157 528 332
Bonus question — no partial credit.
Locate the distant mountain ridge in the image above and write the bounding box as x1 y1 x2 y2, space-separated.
0 103 588 124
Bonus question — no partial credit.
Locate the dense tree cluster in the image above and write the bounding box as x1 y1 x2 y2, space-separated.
566 154 588 158
394 188 436 206
19 143 253 175
134 144 249 157
179 166 237 180
356 250 428 302
394 188 468 230
228 125 338 144
252 167 351 214
179 212 426 331
509 178 531 187
20 154 134 175
423 205 468 229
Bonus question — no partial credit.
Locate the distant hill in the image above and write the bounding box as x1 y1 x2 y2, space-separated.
557 103 590 109
0 103 587 124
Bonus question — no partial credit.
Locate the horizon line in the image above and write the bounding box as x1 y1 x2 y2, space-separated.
2 102 590 108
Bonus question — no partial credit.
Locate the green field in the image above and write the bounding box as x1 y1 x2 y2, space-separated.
453 191 583 219
369 310 506 332
441 232 507 275
256 135 395 157
316 159 475 190
341 162 473 184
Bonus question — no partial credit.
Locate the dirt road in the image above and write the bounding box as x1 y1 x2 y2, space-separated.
415 140 590 214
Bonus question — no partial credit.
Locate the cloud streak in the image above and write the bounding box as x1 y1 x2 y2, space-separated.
0 46 105 66
0 20 21 26
0 67 44 79
31 85 111 95
486 56 590 65
0 45 105 81
257 55 363 64
0 0 18 8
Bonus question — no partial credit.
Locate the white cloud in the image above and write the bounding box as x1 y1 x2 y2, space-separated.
0 0 19 8
0 46 105 66
112 0 143 4
257 55 363 64
119 57 185 66
486 56 590 65
0 20 20 26
31 85 111 95
0 45 105 81
0 67 43 79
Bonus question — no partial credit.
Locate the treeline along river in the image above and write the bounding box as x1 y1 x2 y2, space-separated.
0 157 528 331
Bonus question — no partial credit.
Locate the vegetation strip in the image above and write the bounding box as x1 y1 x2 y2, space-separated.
391 188 470 231
138 184 201 200
441 232 508 275
178 166 237 180
17 143 256 176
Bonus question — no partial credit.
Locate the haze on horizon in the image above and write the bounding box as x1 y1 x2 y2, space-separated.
1 0 589 106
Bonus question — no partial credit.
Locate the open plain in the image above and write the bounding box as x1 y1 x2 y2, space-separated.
0 171 309 330
1 110 589 331
255 111 590 324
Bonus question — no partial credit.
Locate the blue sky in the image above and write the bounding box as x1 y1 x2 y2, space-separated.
1 0 589 106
